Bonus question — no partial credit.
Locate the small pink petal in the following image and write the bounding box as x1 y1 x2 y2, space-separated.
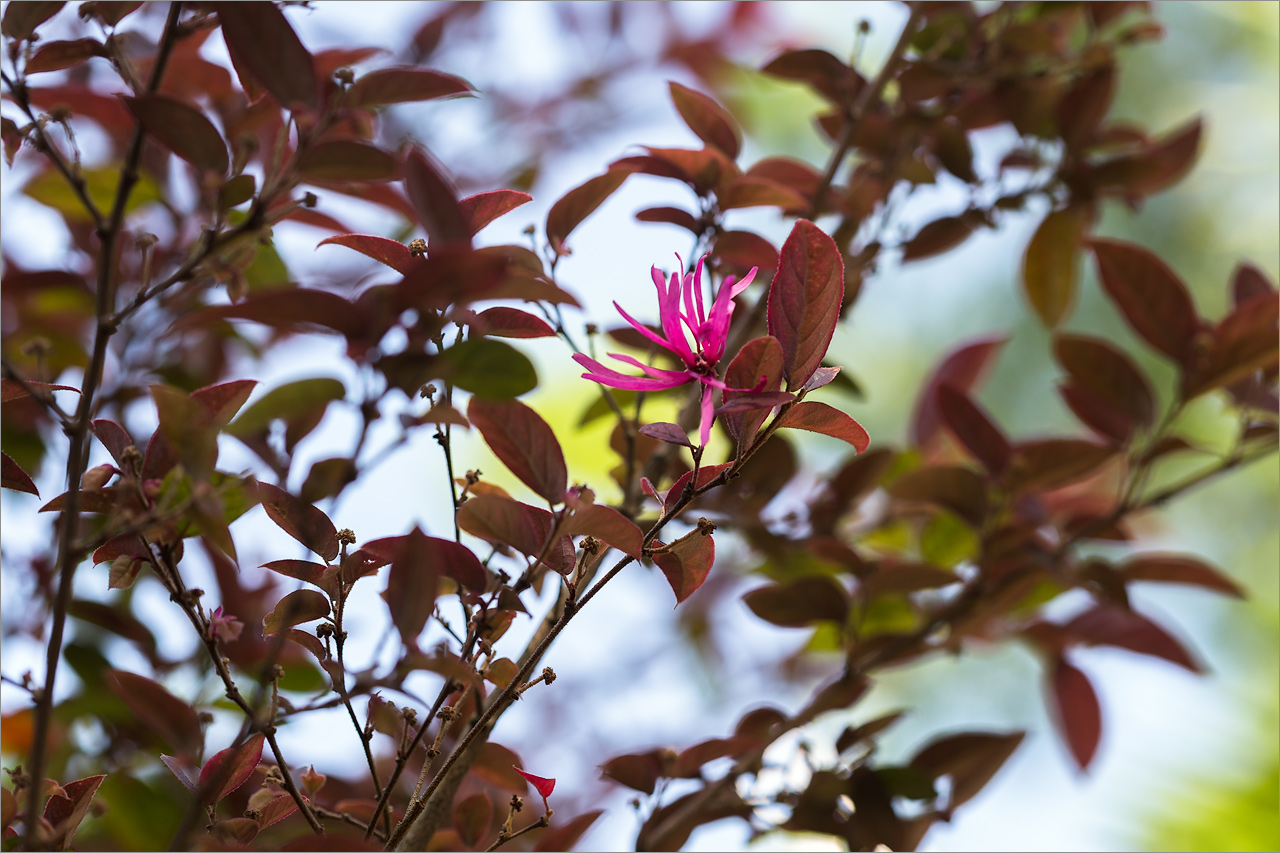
698 385 715 446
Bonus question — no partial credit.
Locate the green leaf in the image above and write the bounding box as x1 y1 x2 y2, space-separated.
920 511 978 568
442 339 537 398
25 165 161 222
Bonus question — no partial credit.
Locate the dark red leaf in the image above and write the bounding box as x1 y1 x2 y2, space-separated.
468 397 567 504
456 495 573 573
471 306 555 339
404 146 471 249
901 216 976 262
653 529 715 605
761 48 862 104
216 2 317 110
383 527 438 646
350 66 472 106
1119 554 1244 598
1049 657 1102 771
669 81 741 158
672 738 749 778
774 401 870 453
298 140 398 182
533 809 604 853
742 576 849 627
1064 604 1201 672
1 1 63 40
1054 334 1155 428
713 230 779 278
1057 381 1133 444
459 189 533 236
255 795 298 829
713 391 794 415
1 452 38 496
545 171 628 254
1093 118 1202 197
187 287 368 339
199 733 265 804
105 670 203 757
600 751 667 795
257 482 339 561
1183 291 1279 398
911 336 1006 446
41 774 104 850
910 731 1025 808
91 533 148 566
263 559 332 589
90 419 134 467
639 422 693 448
867 561 960 595
25 37 106 74
191 379 258 428
1056 64 1115 148
936 384 1011 474
1231 263 1275 307
889 466 988 527
768 220 844 390
1089 239 1200 363
453 792 493 848
316 233 414 272
635 206 700 233
262 589 331 635
1 379 80 403
124 94 228 174
1023 206 1087 327
719 176 809 213
1007 439 1115 492
513 767 556 802
638 145 739 196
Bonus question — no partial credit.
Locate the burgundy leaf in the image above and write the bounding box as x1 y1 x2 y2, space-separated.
761 48 862 104
1231 262 1275 307
215 2 317 110
600 751 667 795
723 335 784 447
471 307 555 339
564 504 643 559
902 216 976 262
350 66 472 106
297 140 398 182
774 401 869 453
405 146 471 249
25 37 106 74
635 206 700 233
768 220 844 390
1049 657 1101 771
191 379 258 428
384 527 438 647
669 81 742 158
105 669 203 757
936 384 1011 475
909 731 1025 808
90 419 134 466
186 288 369 340
1007 439 1115 493
198 733 265 804
638 422 693 448
453 792 493 849
653 529 715 605
1 452 38 496
1058 381 1133 444
2 2 64 40
1023 206 1086 327
1093 118 1202 197
124 94 229 174
41 774 105 850
910 336 1006 446
468 397 568 504
459 189 533 236
713 229 779 278
254 794 299 829
257 482 339 561
545 171 628 254
1064 604 1201 672
742 576 849 627
1053 334 1155 428
713 392 795 415
1 379 80 403
719 176 809 213
533 809 604 852
889 466 988 527
262 559 336 592
1117 553 1244 598
1183 290 1279 398
262 589 331 636
456 495 573 574
1089 239 1199 364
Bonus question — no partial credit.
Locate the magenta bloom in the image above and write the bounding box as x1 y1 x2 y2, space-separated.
573 255 758 446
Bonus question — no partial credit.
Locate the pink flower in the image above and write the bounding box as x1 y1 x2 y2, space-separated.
209 606 243 643
573 255 759 446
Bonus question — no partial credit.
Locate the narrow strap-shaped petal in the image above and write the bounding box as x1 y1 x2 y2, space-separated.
608 352 693 384
614 301 685 359
692 255 709 327
698 384 716 446
659 271 696 363
572 352 687 391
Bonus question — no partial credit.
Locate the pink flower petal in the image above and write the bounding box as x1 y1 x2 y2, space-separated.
513 767 556 800
698 385 716 446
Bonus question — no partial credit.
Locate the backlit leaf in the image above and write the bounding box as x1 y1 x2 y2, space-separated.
198 733 264 805
513 767 556 802
936 384 1011 475
768 220 844 389
1049 657 1101 771
743 576 849 627
405 146 471 249
653 529 715 605
1053 334 1154 428
468 397 567 503
257 482 339 561
317 234 414 274
24 165 161 222
723 335 784 448
774 401 869 453
1023 206 1086 327
124 94 229 174
41 774 104 850
1 452 38 496
545 171 628 253
216 2 317 110
105 670 203 757
262 589 331 636
669 81 741 158
297 140 398 182
1089 239 1199 364
564 504 643 559
459 189 532 236
383 527 438 646
350 66 473 106
911 336 1006 446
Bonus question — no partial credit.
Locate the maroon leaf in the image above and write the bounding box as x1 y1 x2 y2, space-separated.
1117 553 1244 598
721 176 809 213
653 529 715 605
533 809 604 852
713 392 795 415
257 482 339 561
545 171 628 254
901 216 976 262
471 307 555 339
91 532 147 566
768 220 844 390
1089 239 1199 364
405 146 471 249
936 384 1011 475
1 1 64 40
350 66 472 106
262 589 331 636
216 2 317 110
1183 290 1279 398
801 365 842 393
1049 657 1101 771
254 794 299 829
124 94 229 174
600 751 668 795
639 422 693 448
199 733 265 804
1007 439 1115 493
636 206 700 233
1058 381 1133 444
453 792 493 849
669 81 741 159
713 230 779 278
90 419 134 467
105 670 203 757
459 189 533 236
1 452 38 496
867 561 960 595
297 140 398 182
1053 334 1155 428
383 527 438 646
187 287 368 339
774 401 870 453
563 504 643 559
456 495 573 573
1 379 80 403
1064 604 1201 672
672 738 749 778
25 37 106 74
468 397 567 504
367 532 487 591
723 335 784 447
1023 206 1086 327
1231 262 1275 307
761 48 862 104
191 379 258 428
742 576 849 628
911 336 1006 446
1093 119 1202 197
41 774 105 850
909 731 1025 808
889 466 988 527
